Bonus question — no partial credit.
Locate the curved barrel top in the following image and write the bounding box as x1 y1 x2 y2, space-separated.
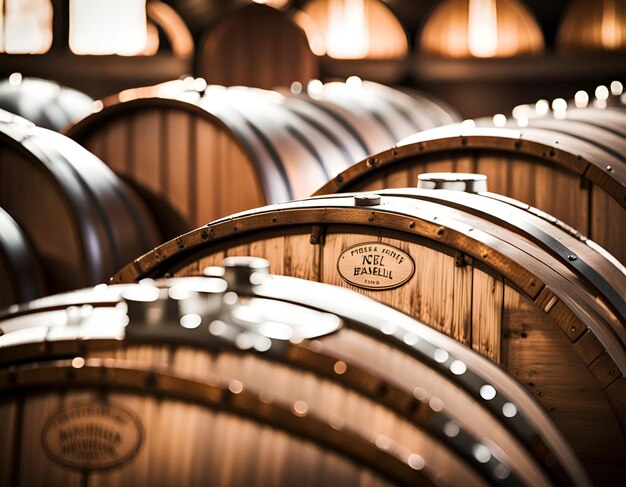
0 268 590 487
200 86 353 200
314 125 626 208
0 77 94 132
0 206 45 306
112 189 626 393
0 109 160 290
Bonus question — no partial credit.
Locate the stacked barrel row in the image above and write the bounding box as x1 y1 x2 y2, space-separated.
0 77 459 309
66 78 459 237
0 78 625 487
0 258 593 487
316 100 626 265
109 91 626 485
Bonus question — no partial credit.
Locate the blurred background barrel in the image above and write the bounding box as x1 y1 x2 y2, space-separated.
281 78 459 155
113 187 626 485
0 76 95 132
0 110 160 299
198 4 319 90
0 262 589 487
0 207 46 308
315 107 626 264
66 80 459 237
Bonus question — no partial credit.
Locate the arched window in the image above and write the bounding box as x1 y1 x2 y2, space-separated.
69 0 193 57
296 0 408 60
69 0 148 55
420 0 544 58
0 0 53 54
145 1 194 58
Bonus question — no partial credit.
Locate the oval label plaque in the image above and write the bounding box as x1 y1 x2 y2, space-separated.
42 402 143 471
337 242 415 290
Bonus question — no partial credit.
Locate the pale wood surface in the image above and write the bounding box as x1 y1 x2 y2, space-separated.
503 285 626 483
0 123 160 294
334 150 623 264
170 221 624 484
10 389 400 487
2 335 500 487
320 329 555 487
0 207 46 307
471 268 503 363
591 185 626 264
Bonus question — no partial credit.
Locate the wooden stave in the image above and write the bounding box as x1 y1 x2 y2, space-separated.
315 82 422 142
281 92 399 155
66 95 269 235
397 189 626 317
496 117 626 175
520 120 626 159
112 191 626 484
317 125 626 207
1 361 416 487
0 113 160 294
0 207 46 308
314 126 626 264
221 82 459 185
1 120 108 286
0 77 95 132
539 108 626 138
9 122 160 279
264 94 370 164
0 275 590 487
359 82 446 129
482 106 626 127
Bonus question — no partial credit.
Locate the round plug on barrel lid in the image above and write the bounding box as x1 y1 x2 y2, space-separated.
223 256 270 289
354 193 382 206
417 172 488 193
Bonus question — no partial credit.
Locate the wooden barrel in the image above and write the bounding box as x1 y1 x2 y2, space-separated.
314 112 626 264
66 82 457 236
281 80 460 156
198 4 319 90
114 188 626 485
0 77 95 132
0 261 589 487
0 110 160 295
0 207 46 308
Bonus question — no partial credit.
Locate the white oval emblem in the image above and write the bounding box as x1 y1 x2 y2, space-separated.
337 242 415 290
42 403 143 470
